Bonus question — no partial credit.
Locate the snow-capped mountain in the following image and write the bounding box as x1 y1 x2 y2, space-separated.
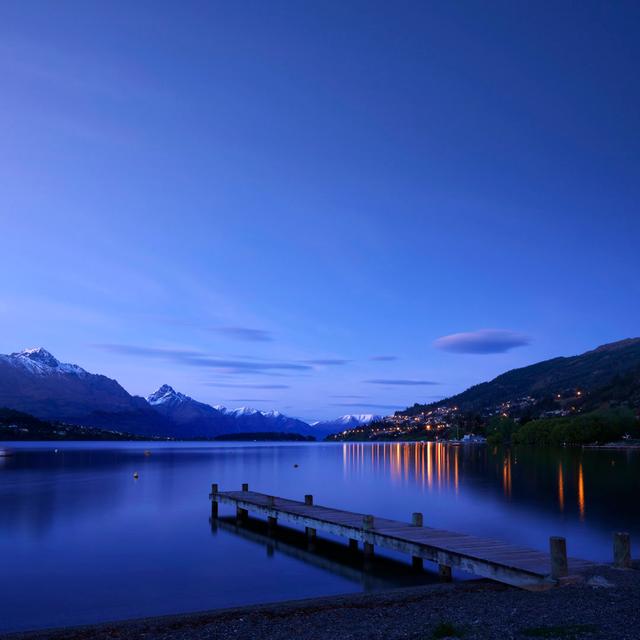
1 347 88 377
146 384 233 437
0 348 173 436
311 414 383 431
147 386 315 437
0 347 373 440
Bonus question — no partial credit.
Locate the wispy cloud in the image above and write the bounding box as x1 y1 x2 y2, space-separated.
434 329 530 354
330 394 368 399
93 343 311 372
204 383 289 389
331 403 401 409
302 358 351 366
369 355 398 361
364 379 439 386
211 327 273 342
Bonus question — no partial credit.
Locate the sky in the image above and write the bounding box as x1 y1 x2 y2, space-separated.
1 1 639 420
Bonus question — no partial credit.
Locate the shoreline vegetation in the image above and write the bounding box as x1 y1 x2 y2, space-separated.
0 408 317 442
3 564 639 640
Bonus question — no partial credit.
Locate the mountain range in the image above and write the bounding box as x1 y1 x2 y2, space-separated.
0 348 375 439
311 414 383 431
401 338 640 416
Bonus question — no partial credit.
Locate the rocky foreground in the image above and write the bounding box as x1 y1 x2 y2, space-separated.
3 565 639 640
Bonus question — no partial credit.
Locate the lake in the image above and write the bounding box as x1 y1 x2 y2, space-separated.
0 441 638 633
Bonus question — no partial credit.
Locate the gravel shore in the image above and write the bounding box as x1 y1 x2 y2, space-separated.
3 565 639 640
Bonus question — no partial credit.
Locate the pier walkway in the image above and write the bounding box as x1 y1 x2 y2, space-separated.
210 485 602 590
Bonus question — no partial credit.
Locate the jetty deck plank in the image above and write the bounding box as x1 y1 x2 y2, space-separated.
212 489 594 589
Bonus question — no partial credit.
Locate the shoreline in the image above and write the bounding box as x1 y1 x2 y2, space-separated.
3 564 639 640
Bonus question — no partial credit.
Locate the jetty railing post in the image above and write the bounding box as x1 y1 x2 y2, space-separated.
550 536 568 579
267 495 277 533
613 532 631 568
210 483 218 518
411 512 424 570
439 564 452 581
363 515 374 558
304 495 317 544
242 483 249 492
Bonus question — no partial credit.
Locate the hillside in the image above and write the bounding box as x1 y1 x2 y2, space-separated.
401 338 640 416
0 408 156 441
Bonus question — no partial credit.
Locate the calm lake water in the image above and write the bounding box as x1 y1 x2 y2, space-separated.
1 441 639 633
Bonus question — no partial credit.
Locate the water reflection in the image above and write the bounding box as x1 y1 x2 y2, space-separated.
1 441 639 633
342 442 464 492
340 442 639 534
578 462 586 521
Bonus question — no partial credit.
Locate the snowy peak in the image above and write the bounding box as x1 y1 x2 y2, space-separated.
15 347 60 367
336 414 380 424
147 384 190 406
4 347 87 376
311 414 383 430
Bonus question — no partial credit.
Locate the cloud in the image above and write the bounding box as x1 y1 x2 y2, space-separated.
364 379 439 386
93 344 310 372
433 329 531 354
211 327 273 342
330 394 368 399
302 358 351 366
369 355 398 361
204 383 290 389
331 403 401 409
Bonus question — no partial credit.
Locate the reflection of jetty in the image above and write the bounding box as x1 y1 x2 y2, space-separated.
210 485 611 590
213 516 436 591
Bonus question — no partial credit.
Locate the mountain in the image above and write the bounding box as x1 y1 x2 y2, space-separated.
401 338 640 415
146 384 234 437
0 348 173 436
146 384 321 437
202 401 317 436
311 414 383 432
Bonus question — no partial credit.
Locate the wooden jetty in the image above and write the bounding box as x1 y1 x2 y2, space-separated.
210 485 612 590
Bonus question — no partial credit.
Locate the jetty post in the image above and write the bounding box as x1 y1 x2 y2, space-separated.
550 536 568 579
363 514 375 558
613 532 631 568
210 483 218 518
304 495 317 543
411 512 424 570
236 483 249 522
267 495 277 533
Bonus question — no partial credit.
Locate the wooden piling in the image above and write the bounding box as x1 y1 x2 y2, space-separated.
550 536 568 579
363 515 374 557
613 532 631 568
242 483 249 492
439 564 452 581
411 512 424 569
304 494 313 506
210 483 218 518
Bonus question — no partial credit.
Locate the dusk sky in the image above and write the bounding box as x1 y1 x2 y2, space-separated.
1 1 638 420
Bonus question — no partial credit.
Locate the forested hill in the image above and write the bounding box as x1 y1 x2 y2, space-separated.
401 338 640 416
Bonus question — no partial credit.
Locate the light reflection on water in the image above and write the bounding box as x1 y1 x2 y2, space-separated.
0 441 638 633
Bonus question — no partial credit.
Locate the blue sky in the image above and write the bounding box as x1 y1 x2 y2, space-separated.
1 1 639 420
